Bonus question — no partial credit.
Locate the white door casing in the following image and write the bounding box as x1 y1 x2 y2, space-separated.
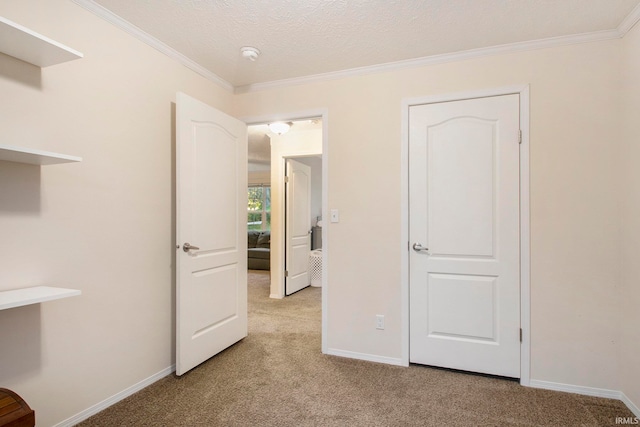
409 94 521 378
285 158 312 295
176 92 248 376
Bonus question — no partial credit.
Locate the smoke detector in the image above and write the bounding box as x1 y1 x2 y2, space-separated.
241 46 260 61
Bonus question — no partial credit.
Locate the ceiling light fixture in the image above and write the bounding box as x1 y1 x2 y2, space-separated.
268 122 291 135
240 46 260 61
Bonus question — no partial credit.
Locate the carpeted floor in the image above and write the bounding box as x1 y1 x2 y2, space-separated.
78 270 633 426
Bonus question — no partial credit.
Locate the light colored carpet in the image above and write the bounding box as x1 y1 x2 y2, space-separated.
78 270 633 426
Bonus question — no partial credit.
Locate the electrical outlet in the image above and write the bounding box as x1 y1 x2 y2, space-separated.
376 315 385 330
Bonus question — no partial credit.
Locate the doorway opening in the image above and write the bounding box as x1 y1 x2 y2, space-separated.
245 112 328 354
247 117 324 296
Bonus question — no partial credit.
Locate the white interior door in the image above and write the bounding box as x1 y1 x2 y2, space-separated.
285 159 311 295
409 94 521 377
176 92 247 376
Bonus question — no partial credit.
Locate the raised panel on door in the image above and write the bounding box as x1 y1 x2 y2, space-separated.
192 124 238 252
427 273 497 341
186 265 238 338
427 118 495 257
409 94 520 378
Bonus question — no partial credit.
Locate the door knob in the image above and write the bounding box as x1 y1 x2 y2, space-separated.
182 242 200 252
412 243 429 253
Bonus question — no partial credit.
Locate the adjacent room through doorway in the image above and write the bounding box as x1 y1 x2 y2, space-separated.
247 118 324 300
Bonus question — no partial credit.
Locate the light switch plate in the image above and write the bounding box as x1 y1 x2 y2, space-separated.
330 209 339 223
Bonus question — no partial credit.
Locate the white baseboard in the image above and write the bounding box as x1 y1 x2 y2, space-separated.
529 379 640 418
54 365 175 427
621 392 640 418
529 379 621 399
326 348 406 367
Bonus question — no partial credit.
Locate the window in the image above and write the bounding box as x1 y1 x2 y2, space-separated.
248 185 271 231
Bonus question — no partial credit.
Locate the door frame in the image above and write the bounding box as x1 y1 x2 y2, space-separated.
400 85 531 385
241 108 329 355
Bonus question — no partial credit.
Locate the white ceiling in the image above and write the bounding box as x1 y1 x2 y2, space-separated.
85 0 640 90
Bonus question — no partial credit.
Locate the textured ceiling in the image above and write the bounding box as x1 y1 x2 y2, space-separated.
90 0 640 88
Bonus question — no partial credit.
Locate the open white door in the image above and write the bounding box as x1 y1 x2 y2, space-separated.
409 94 521 378
176 92 247 376
285 159 311 295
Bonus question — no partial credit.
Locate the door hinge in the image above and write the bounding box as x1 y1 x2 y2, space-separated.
284 176 289 183
285 270 289 277
518 129 522 144
519 328 523 342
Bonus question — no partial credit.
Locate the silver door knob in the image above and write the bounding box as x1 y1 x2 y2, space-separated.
412 243 429 252
182 242 200 252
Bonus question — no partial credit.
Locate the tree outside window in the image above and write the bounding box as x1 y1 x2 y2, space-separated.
248 186 271 231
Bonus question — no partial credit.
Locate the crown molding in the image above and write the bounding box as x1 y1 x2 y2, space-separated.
71 0 233 93
236 4 640 94
618 2 640 35
235 28 622 93
71 0 640 95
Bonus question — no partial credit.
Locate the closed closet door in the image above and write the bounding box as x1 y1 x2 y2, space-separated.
409 94 521 378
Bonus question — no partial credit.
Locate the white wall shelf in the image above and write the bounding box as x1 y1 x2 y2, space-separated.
0 16 83 67
0 145 82 165
0 286 81 310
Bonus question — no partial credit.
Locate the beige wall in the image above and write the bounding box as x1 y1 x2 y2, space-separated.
0 1 233 426
235 40 625 389
621 21 640 410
